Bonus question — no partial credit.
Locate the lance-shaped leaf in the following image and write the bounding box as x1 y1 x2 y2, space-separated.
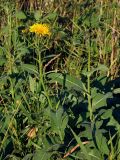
47 72 86 93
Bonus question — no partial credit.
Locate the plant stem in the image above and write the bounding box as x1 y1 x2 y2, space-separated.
35 37 52 109
38 52 52 109
87 43 93 121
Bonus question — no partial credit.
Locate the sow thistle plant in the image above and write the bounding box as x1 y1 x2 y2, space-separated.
30 23 52 107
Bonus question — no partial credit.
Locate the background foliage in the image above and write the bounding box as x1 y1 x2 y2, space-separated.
0 0 120 160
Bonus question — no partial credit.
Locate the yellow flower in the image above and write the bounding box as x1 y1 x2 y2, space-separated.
29 23 51 36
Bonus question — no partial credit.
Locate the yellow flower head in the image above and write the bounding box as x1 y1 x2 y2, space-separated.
29 23 51 36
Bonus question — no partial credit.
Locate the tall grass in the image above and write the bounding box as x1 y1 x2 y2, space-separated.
0 0 120 160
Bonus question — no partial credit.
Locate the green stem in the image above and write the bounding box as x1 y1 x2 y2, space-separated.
35 37 52 109
38 53 52 109
87 44 93 121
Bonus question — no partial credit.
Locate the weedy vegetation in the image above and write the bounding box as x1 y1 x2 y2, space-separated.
0 0 120 160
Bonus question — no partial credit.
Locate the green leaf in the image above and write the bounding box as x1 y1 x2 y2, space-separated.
83 64 108 77
90 14 99 28
43 12 58 21
61 114 68 132
50 108 63 130
101 109 112 119
20 64 39 75
1 115 11 132
118 139 120 153
70 128 91 160
0 75 8 88
34 10 42 21
0 56 6 66
16 11 26 19
29 76 36 93
47 72 86 93
16 47 29 59
0 47 4 56
80 123 92 140
20 104 35 123
113 88 120 94
107 117 120 130
33 149 52 160
12 30 18 47
95 130 109 155
50 107 68 141
57 31 67 39
92 92 112 110
22 154 33 160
